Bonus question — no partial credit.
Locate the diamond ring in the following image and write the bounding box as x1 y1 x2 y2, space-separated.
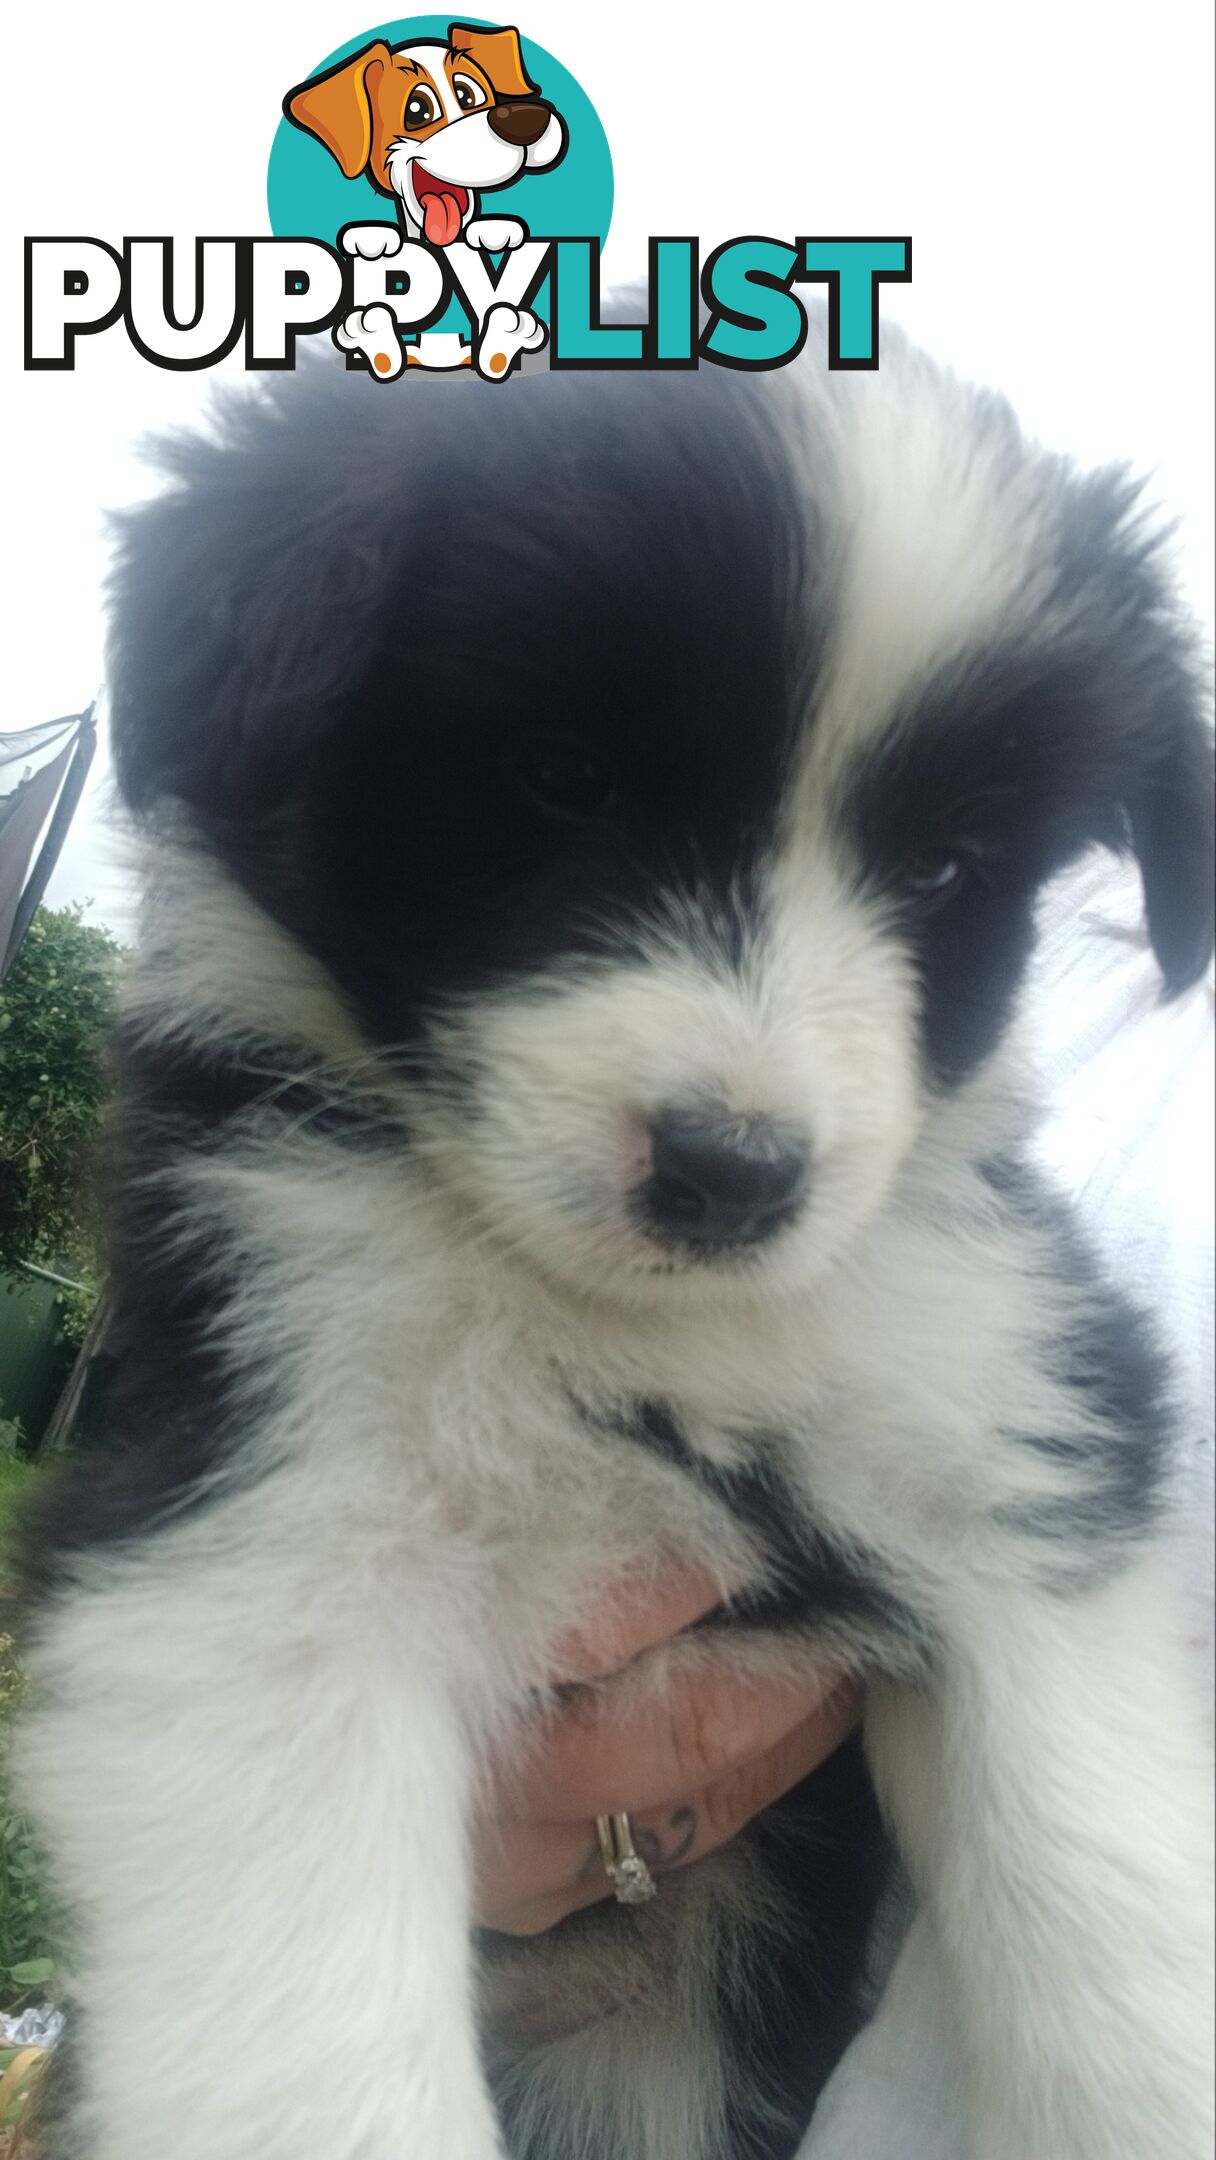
595 1811 658 1905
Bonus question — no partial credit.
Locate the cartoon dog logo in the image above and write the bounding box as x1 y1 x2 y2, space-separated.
284 22 566 380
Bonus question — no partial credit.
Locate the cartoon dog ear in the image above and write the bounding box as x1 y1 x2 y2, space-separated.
449 21 539 98
283 42 393 179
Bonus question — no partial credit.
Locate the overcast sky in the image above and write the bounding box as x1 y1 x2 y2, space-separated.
8 0 1214 937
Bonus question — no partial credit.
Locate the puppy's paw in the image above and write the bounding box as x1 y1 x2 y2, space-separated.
464 216 528 253
334 305 404 380
341 223 403 261
475 303 546 381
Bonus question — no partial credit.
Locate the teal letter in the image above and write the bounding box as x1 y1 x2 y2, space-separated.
552 241 643 363
702 240 803 368
798 239 910 367
652 238 696 364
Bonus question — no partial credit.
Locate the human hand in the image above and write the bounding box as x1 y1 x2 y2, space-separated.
473 1568 863 1936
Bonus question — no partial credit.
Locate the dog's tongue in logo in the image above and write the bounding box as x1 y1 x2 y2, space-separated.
424 194 461 245
414 169 469 248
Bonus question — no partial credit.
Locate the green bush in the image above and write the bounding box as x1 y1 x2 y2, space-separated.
0 904 123 1286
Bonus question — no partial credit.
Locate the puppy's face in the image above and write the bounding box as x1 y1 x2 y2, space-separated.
111 347 1213 1309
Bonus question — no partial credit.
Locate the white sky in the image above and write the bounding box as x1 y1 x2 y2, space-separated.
7 0 1214 937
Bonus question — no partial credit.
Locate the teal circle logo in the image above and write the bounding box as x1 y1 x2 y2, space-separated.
267 17 612 341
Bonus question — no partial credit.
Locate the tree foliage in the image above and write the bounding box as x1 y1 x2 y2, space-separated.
0 906 124 1280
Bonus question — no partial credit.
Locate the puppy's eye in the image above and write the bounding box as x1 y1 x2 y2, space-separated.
452 74 488 112
902 851 965 900
404 87 440 129
509 740 616 818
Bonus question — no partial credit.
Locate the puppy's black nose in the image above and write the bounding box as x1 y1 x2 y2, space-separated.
641 1110 809 1247
487 100 553 147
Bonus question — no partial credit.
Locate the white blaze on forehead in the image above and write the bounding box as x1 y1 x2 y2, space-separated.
788 349 1067 790
763 836 923 1169
395 46 463 123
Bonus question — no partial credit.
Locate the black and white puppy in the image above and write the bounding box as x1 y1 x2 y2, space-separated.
17 324 1215 2160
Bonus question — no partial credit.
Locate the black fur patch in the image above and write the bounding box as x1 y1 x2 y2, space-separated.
983 1156 1174 1572
108 1028 402 1147
17 1182 257 1602
108 362 826 1063
585 1396 927 1645
17 1028 398 1600
721 1737 893 2160
842 498 1214 1088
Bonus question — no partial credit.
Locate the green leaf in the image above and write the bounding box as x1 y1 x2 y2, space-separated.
8 1958 53 1985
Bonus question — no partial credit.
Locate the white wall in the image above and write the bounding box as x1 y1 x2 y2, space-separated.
7 0 1213 933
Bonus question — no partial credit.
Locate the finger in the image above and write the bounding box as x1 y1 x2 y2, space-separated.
549 1564 732 1685
508 1658 844 1822
667 1679 863 1872
480 1684 861 1937
489 1683 860 1914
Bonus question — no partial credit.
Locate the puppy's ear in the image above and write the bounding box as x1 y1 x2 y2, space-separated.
449 21 538 99
1056 472 1214 996
106 382 391 828
283 42 392 179
1124 681 1214 994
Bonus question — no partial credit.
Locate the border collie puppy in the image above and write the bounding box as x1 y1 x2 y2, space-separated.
16 326 1214 2160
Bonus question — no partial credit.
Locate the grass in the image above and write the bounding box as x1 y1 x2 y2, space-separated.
0 1458 34 1536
